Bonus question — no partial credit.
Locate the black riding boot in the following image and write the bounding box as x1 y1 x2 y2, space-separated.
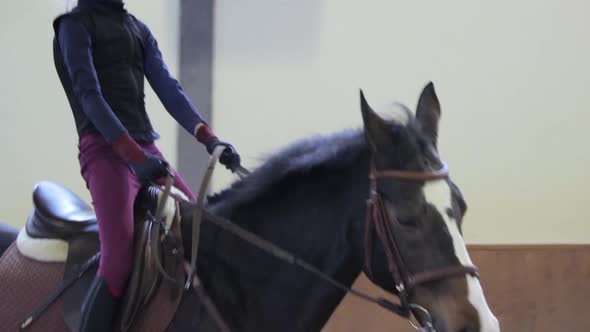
78 276 119 332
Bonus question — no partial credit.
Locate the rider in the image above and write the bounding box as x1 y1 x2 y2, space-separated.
52 0 240 330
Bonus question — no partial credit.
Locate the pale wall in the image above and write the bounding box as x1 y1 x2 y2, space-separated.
212 0 590 243
0 0 179 227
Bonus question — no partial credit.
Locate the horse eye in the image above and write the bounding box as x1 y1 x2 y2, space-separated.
376 192 417 227
446 208 454 218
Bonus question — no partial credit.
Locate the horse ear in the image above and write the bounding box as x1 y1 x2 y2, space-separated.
360 89 391 152
416 82 441 147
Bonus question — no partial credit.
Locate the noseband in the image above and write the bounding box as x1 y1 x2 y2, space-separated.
364 160 479 330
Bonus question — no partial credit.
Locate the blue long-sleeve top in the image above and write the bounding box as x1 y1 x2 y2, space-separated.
57 12 205 143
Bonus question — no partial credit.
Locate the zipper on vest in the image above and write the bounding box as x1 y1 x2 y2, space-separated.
123 17 148 133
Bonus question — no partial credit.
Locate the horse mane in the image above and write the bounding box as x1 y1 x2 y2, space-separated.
206 128 369 213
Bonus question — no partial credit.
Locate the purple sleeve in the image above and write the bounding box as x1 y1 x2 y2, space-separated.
141 23 205 136
58 17 127 143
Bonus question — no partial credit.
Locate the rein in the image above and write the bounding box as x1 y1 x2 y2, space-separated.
178 200 420 325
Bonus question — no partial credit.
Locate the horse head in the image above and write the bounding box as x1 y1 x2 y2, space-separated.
359 82 500 332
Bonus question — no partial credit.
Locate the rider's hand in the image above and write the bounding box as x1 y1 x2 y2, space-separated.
205 138 241 171
195 123 241 171
128 152 170 184
112 132 169 184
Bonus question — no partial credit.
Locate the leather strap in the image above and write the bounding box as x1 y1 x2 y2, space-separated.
186 146 225 290
410 265 479 287
150 174 181 285
367 193 411 310
373 161 449 181
178 203 413 319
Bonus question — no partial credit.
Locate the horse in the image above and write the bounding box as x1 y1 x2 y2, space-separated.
0 223 17 257
0 82 500 332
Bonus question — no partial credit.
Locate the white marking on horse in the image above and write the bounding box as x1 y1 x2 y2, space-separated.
423 180 500 332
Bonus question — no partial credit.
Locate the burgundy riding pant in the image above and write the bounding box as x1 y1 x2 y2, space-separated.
78 134 195 296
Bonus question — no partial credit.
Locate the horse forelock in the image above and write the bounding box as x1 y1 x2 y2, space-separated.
374 101 413 126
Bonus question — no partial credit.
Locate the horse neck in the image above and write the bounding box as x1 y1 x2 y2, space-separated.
198 159 370 331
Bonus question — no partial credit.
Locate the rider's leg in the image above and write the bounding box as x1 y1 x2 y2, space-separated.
77 134 142 331
76 135 196 331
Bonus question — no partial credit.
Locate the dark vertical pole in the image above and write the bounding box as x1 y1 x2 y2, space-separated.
177 0 215 192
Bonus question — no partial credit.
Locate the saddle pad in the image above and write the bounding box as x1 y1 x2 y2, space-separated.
0 243 69 332
0 242 185 332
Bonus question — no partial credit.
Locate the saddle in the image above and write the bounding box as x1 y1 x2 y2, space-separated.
20 181 185 332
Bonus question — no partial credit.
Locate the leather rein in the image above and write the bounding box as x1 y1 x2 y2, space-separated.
364 160 480 329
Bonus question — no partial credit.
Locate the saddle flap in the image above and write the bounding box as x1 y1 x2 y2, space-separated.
117 219 160 331
62 233 100 331
60 215 185 332
117 203 185 332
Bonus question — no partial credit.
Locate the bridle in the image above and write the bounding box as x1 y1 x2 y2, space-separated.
364 159 480 330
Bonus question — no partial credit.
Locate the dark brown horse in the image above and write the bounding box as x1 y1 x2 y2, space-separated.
0 223 17 256
0 83 500 332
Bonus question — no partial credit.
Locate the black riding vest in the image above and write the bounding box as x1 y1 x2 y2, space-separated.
53 6 158 141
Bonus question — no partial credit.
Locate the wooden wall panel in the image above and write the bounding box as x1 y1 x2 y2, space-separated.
322 245 590 332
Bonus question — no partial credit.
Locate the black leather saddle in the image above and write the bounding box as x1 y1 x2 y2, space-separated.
25 181 98 240
21 181 183 332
